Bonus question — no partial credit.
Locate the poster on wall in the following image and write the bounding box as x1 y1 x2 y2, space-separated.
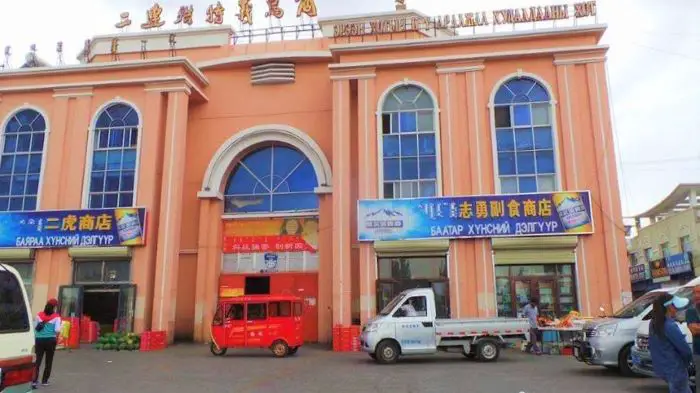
222 217 319 254
0 208 147 248
357 191 593 241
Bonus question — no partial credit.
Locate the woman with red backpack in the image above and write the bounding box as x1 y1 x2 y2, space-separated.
32 298 61 389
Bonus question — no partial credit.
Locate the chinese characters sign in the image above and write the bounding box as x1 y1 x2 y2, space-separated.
629 263 649 283
357 191 593 242
0 208 147 249
223 217 318 253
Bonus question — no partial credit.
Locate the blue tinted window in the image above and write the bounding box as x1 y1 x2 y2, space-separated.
493 77 556 193
0 109 47 211
224 145 319 213
381 84 438 199
88 103 140 208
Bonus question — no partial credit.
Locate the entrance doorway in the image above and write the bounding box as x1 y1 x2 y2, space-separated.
495 264 578 318
83 286 120 332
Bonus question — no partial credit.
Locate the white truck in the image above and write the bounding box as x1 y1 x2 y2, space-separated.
360 288 531 364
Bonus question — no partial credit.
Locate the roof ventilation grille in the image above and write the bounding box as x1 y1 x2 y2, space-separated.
250 62 295 85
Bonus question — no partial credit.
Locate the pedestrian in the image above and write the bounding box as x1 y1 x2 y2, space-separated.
684 286 700 393
522 297 541 355
33 298 62 389
649 293 693 393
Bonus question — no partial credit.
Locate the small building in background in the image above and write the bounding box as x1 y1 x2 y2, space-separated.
627 184 700 298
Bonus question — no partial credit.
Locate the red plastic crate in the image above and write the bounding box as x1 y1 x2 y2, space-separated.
140 331 168 352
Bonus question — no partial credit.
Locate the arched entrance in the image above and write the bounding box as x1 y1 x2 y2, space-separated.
197 125 332 343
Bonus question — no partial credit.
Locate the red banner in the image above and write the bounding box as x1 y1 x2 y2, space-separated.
222 217 319 254
223 235 314 253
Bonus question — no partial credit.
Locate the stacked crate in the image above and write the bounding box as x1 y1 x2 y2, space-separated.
140 331 167 351
67 317 81 349
332 325 361 352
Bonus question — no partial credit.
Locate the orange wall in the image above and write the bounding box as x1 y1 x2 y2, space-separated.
0 22 628 341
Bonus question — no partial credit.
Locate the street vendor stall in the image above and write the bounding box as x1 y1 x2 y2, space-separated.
534 311 590 355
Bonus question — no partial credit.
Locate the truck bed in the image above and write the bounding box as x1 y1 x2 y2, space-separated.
435 318 530 338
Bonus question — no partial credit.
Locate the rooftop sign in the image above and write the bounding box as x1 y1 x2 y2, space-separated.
333 1 597 38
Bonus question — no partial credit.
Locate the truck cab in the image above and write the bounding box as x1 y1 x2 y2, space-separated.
360 288 530 364
362 288 439 359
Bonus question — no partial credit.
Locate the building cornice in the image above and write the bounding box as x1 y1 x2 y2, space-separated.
328 24 608 53
197 51 332 70
330 44 608 70
0 57 209 87
0 75 208 102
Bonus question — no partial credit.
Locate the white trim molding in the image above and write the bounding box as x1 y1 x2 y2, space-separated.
330 73 377 81
81 98 145 209
199 124 333 199
554 56 607 66
375 79 443 198
0 104 51 211
436 65 485 74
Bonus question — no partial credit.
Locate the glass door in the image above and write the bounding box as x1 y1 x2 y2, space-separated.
116 284 136 333
58 285 83 318
513 279 532 316
534 279 556 319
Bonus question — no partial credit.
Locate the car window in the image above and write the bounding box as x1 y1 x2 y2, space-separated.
247 303 267 321
0 269 30 334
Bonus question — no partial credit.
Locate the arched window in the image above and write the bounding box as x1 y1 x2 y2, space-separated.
380 84 437 199
224 144 318 213
493 77 556 194
0 109 47 211
88 103 139 208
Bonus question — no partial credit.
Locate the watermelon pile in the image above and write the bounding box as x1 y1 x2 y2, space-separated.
95 332 141 351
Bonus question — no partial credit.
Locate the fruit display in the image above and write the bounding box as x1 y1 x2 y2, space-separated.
538 311 583 328
94 332 141 351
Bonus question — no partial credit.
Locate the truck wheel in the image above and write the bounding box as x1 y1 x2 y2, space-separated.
618 344 635 377
271 340 289 358
476 340 500 362
210 342 227 357
376 340 400 364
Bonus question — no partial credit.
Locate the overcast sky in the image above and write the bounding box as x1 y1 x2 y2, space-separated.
1 0 698 217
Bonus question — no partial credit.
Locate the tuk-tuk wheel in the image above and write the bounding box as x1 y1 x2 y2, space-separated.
271 340 289 358
210 342 228 357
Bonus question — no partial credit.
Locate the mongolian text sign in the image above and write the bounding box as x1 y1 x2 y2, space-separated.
358 191 593 242
333 1 596 38
0 208 147 249
666 252 693 276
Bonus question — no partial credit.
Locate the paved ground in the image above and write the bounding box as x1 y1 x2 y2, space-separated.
44 345 667 393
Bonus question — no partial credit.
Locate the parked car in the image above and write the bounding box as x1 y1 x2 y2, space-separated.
573 286 679 376
0 263 35 393
360 288 530 364
632 283 696 388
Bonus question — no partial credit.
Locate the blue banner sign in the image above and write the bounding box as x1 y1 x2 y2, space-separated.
667 252 693 276
0 208 147 249
358 191 593 241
